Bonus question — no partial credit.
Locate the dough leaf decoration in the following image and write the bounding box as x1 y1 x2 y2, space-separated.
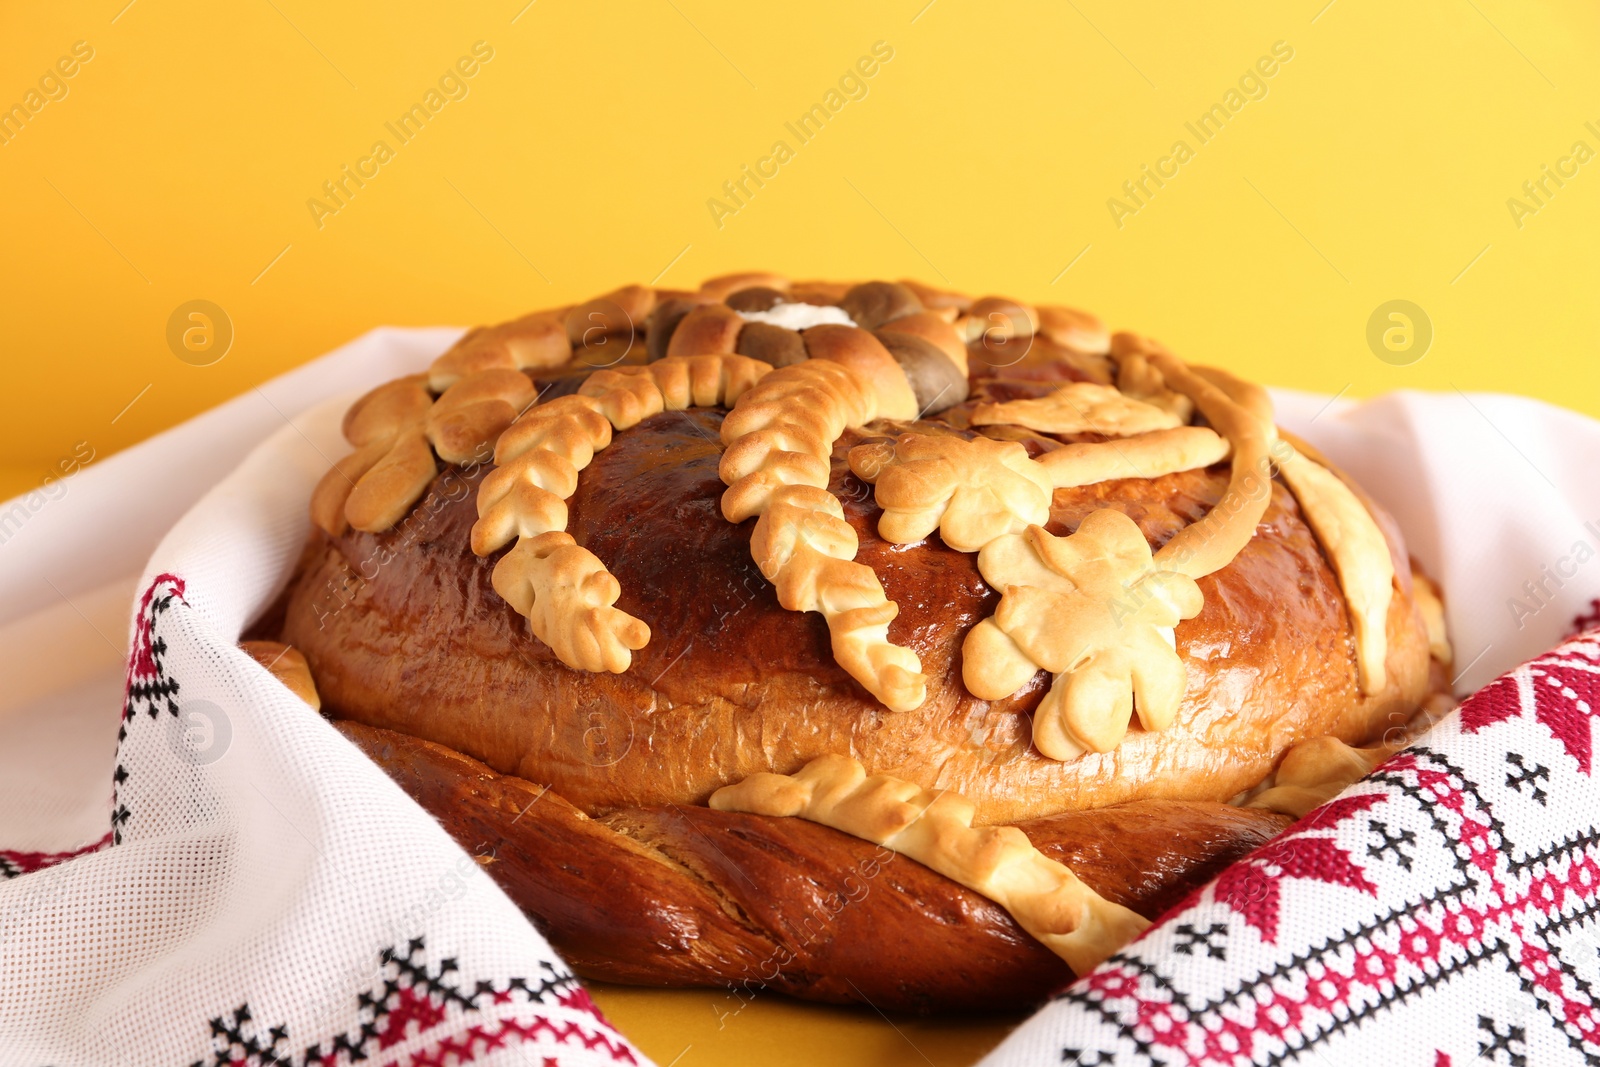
970 381 1182 437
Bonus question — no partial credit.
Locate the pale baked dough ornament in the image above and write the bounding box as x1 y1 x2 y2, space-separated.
475 354 770 673
846 433 1053 552
710 754 1150 974
851 330 1398 761
717 330 925 711
1277 442 1395 690
970 381 1182 437
845 432 1201 755
967 515 1204 759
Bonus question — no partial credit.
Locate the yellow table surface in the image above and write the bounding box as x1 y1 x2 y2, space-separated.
585 983 1019 1066
4 2 1598 1062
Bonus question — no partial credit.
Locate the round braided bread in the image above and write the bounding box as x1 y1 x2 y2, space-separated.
273 272 1451 1010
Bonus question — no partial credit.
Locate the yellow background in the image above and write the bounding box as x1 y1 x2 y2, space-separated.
4 1 1597 1062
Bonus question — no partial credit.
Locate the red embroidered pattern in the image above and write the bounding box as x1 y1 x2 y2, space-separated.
194 939 638 1067
1212 794 1385 944
1081 813 1598 1062
1045 632 1600 1066
1569 597 1600 640
1462 645 1600 774
114 572 189 842
0 832 112 879
107 576 639 1067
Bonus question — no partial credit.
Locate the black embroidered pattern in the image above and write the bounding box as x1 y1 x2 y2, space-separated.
113 574 186 844
1063 1051 1116 1066
187 937 602 1067
1366 819 1417 870
1172 922 1229 961
1053 745 1600 1066
1506 753 1551 806
1477 1013 1528 1066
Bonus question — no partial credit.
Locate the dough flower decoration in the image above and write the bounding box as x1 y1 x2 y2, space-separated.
967 513 1204 760
311 369 537 536
846 433 1053 552
848 373 1236 758
310 289 651 541
853 331 1398 761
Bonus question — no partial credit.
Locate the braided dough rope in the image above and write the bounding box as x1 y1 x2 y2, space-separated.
474 354 771 673
709 754 1151 974
970 382 1183 437
718 327 925 712
312 368 537 536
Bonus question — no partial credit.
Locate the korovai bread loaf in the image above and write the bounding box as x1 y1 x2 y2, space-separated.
264 273 1452 1010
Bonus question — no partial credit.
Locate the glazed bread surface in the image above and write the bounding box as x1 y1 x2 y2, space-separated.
282 378 1433 825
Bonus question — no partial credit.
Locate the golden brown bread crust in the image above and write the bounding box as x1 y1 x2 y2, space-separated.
337 719 1291 1011
282 392 1433 825
274 274 1443 1006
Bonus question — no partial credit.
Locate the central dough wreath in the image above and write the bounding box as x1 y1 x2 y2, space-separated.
300 273 1430 981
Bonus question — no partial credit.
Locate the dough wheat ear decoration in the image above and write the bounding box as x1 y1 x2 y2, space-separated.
718 326 926 712
472 354 771 673
711 755 1150 974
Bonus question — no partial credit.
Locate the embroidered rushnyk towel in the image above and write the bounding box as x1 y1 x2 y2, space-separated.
0 333 648 1067
2 326 1599 1066
980 627 1600 1066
